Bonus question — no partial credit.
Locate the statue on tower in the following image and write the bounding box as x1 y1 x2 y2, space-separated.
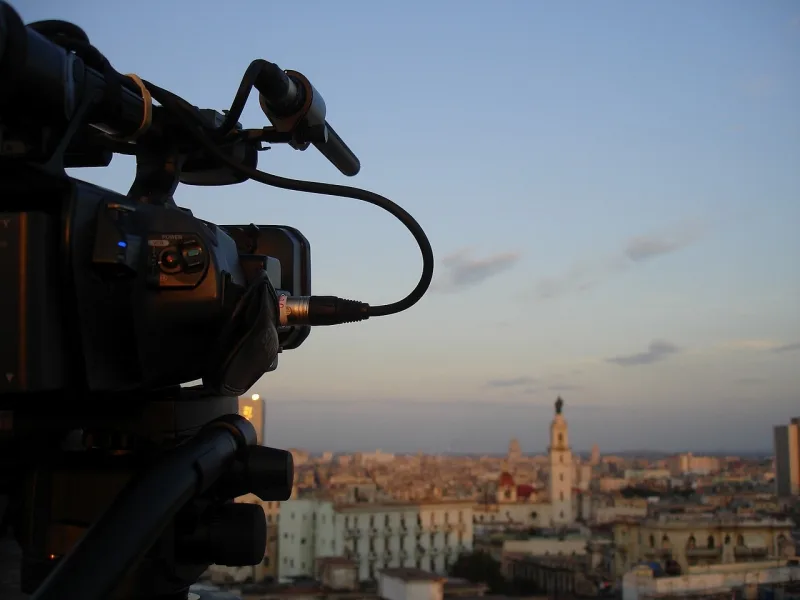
555 396 564 415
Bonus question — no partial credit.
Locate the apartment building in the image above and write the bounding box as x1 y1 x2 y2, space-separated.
278 500 474 582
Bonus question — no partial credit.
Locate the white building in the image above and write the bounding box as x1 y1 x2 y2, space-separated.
278 500 473 582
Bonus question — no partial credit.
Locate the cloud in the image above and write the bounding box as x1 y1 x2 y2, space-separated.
623 226 704 262
533 256 626 300
606 340 681 367
548 384 583 392
432 248 521 293
531 221 705 301
486 376 537 388
741 74 777 98
735 377 765 386
771 342 800 354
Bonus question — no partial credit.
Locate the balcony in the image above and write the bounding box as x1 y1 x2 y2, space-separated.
686 547 722 558
734 546 768 558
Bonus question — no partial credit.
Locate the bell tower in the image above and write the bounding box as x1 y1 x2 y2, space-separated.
548 397 573 525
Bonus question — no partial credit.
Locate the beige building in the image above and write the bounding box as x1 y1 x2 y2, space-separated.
774 417 800 499
612 515 795 577
665 453 721 476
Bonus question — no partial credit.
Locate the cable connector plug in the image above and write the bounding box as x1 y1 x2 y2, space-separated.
278 294 370 327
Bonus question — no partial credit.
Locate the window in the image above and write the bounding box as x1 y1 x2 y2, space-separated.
560 454 564 463
300 538 306 545
458 511 463 523
707 535 715 549
559 511 564 519
649 535 655 548
558 433 563 443
560 491 564 501
291 512 295 520
559 473 564 482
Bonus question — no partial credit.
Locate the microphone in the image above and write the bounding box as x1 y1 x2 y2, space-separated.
255 61 361 176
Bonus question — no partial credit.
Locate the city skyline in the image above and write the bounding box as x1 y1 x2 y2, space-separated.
17 0 800 447
262 397 790 455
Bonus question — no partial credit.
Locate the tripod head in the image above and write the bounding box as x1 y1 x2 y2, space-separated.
0 3 434 599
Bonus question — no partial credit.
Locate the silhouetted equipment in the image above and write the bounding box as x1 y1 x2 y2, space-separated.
0 3 434 599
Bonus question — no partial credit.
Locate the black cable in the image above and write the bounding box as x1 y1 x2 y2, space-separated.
22 20 434 318
145 82 434 318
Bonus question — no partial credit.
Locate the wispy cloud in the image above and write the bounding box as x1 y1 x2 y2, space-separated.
531 221 705 301
741 74 778 99
548 384 583 392
486 376 537 388
623 224 704 262
771 342 800 354
710 339 784 353
432 248 521 293
606 340 681 367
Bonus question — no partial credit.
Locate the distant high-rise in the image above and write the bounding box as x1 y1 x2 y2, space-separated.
508 437 522 462
773 417 800 499
590 443 600 465
238 395 266 445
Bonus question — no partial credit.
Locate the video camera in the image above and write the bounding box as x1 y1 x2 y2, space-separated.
0 3 433 599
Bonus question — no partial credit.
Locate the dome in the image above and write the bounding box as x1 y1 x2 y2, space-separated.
516 484 536 499
498 471 515 487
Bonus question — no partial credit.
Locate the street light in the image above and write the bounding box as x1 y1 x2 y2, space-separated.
251 393 260 401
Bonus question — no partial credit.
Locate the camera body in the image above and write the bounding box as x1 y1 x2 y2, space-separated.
0 163 312 400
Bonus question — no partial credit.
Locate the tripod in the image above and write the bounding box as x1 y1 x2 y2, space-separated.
1 389 293 600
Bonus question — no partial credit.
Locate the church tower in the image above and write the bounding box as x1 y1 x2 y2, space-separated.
548 397 573 526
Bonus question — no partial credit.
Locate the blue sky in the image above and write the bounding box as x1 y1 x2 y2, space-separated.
17 1 800 453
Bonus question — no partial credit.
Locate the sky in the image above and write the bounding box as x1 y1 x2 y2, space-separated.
16 1 800 454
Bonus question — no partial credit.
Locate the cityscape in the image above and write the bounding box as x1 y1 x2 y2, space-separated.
198 395 800 600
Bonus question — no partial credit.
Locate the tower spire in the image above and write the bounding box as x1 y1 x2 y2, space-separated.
555 396 564 415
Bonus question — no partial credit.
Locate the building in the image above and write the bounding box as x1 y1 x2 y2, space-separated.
590 444 601 466
507 438 522 463
612 514 796 577
473 398 583 528
665 453 721 477
548 397 574 526
621 561 800 600
774 417 800 499
277 500 474 582
238 395 267 445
